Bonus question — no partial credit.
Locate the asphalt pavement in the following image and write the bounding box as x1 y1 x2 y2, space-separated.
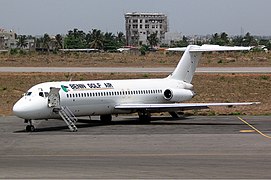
0 115 271 179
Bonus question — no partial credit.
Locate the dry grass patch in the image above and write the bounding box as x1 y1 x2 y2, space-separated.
0 51 270 67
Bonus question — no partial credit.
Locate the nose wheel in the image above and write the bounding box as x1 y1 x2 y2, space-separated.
25 119 35 132
26 125 35 132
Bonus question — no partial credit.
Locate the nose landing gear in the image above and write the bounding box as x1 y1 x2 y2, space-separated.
24 119 35 132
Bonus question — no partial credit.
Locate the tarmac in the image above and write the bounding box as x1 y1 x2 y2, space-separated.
0 115 271 179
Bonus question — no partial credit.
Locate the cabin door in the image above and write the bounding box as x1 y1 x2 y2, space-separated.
48 87 61 108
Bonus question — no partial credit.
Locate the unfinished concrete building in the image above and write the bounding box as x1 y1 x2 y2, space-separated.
125 12 168 46
0 28 17 49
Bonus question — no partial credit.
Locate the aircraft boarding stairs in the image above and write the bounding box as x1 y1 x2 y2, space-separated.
53 106 78 132
48 87 78 132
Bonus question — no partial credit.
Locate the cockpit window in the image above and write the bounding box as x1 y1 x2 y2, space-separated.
26 92 32 96
38 92 49 98
39 92 44 97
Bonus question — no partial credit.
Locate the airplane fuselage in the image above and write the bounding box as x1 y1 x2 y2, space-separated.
13 78 194 120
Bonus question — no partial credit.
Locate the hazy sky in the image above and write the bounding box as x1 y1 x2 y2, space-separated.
1 0 270 36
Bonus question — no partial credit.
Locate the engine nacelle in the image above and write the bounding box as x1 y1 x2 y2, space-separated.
163 89 195 102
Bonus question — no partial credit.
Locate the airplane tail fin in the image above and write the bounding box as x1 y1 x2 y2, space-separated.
167 45 251 83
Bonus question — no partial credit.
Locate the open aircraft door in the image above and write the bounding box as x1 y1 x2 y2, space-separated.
48 87 61 108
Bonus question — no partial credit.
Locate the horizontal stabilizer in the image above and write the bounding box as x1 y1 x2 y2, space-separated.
166 44 252 52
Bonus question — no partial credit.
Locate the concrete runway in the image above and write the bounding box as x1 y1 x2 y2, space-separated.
0 115 271 179
0 66 271 73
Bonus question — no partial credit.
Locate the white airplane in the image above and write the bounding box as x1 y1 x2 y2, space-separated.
13 45 259 132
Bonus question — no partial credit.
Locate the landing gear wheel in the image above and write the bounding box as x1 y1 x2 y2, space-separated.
138 112 151 124
100 115 112 124
26 125 35 132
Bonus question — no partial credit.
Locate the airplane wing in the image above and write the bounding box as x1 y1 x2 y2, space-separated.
115 102 260 111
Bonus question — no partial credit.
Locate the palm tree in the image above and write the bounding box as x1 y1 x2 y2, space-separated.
43 33 51 52
65 28 86 49
88 29 104 49
103 32 116 51
220 32 229 42
16 35 28 49
55 34 63 49
243 32 258 46
210 33 220 45
116 32 126 46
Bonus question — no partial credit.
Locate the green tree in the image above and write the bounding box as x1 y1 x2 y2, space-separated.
103 32 116 51
55 34 63 49
210 32 229 45
16 35 28 49
232 36 244 46
43 33 51 52
116 32 126 47
64 28 86 49
139 44 149 55
87 29 104 49
220 32 229 44
242 32 258 46
147 32 159 48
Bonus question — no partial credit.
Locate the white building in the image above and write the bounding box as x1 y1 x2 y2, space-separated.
0 28 17 49
125 12 168 46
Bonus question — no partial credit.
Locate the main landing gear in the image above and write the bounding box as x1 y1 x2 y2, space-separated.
24 119 35 132
138 112 151 124
100 114 112 124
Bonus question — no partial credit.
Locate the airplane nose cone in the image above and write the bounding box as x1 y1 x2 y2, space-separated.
13 99 28 118
13 97 50 119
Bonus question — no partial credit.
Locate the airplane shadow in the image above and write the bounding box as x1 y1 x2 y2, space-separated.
13 116 245 133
